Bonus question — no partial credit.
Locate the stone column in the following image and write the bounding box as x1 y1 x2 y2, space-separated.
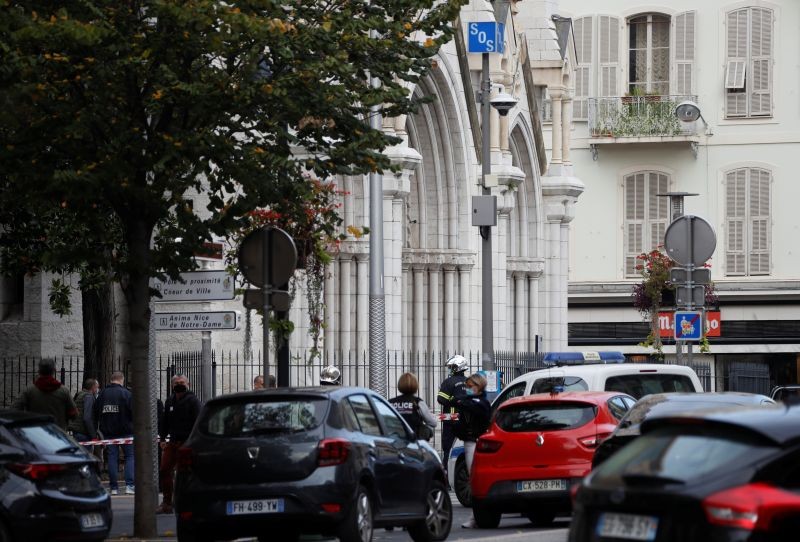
550 89 563 167
443 265 456 354
561 95 573 166
413 266 425 355
458 266 470 353
428 265 440 354
324 263 336 358
528 274 539 352
356 255 369 355
401 263 409 351
339 255 353 352
515 273 526 354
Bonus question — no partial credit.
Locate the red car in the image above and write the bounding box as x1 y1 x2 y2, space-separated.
469 391 634 528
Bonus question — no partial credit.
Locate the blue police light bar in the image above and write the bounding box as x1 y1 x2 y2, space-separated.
542 351 626 366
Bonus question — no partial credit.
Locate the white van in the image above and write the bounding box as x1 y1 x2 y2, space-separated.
448 358 704 506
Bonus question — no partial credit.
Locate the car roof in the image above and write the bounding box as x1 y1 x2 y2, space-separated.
204 386 376 405
642 403 800 445
0 409 54 425
500 390 632 409
507 363 698 385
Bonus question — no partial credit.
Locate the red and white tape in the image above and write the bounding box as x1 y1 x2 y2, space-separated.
78 437 134 446
436 413 459 421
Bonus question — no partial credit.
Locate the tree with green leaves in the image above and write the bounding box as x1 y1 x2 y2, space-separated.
0 0 464 535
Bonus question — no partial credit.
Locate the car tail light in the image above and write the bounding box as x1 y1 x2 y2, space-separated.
321 503 341 514
703 483 800 531
176 447 194 472
7 462 68 481
476 438 503 453
580 433 611 449
318 439 350 467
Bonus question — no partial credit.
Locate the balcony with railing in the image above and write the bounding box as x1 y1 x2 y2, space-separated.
587 95 700 158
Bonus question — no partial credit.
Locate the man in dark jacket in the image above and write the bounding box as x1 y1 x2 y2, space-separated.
157 374 201 513
437 355 468 469
13 359 77 430
94 371 134 495
68 378 99 443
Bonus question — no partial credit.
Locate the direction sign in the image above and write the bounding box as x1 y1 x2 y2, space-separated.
155 311 239 331
674 311 703 341
669 267 710 285
676 285 705 307
467 22 505 53
152 271 235 302
664 215 716 266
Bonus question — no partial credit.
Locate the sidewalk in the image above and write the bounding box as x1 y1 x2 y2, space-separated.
107 494 177 541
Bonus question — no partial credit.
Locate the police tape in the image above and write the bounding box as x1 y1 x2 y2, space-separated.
436 413 459 421
77 437 134 446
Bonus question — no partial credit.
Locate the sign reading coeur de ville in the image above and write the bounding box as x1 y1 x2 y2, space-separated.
155 311 239 331
151 270 235 302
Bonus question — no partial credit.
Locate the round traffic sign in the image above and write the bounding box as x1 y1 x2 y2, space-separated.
663 215 716 266
238 227 297 288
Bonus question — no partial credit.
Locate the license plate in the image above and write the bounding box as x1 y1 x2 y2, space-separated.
80 513 105 529
226 499 284 515
596 512 658 541
516 479 567 492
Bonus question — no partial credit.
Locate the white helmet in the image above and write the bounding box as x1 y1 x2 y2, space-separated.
320 365 342 385
445 355 468 374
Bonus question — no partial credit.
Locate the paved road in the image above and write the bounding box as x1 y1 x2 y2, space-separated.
108 494 570 541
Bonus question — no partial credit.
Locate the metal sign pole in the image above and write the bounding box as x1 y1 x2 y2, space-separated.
262 229 272 383
686 217 694 366
480 50 495 371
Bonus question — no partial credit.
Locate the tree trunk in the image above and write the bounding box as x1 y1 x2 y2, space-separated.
122 222 157 538
81 279 116 385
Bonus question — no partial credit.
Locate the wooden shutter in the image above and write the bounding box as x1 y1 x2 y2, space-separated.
725 9 748 117
725 170 746 275
624 173 645 277
599 15 620 97
574 16 593 120
750 8 773 116
749 168 771 274
648 173 669 250
673 11 696 96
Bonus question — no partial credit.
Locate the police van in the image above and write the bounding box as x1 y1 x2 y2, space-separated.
448 352 704 507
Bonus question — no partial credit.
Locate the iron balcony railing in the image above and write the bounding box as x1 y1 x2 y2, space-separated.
588 95 698 138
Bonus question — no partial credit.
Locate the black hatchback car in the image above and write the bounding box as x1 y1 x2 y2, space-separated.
174 387 452 542
570 403 800 542
0 410 112 541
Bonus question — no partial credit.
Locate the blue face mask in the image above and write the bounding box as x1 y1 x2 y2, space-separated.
465 388 475 396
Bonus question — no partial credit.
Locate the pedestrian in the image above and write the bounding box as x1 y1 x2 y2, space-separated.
455 373 491 529
265 374 276 388
388 372 436 441
437 355 468 468
157 374 201 514
94 371 134 496
12 359 77 430
253 374 264 390
68 378 99 444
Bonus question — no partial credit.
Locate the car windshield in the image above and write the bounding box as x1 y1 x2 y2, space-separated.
592 427 775 485
10 422 78 454
495 402 596 432
202 398 328 437
605 374 695 399
531 376 588 394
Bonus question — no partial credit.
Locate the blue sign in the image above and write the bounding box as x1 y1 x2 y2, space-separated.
674 311 703 341
467 22 505 54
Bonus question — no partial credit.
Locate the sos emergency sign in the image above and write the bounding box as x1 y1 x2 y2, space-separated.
659 311 721 338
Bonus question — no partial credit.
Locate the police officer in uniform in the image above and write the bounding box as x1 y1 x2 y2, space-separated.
437 355 468 468
388 372 436 439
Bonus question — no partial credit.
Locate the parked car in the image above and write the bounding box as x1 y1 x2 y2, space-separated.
570 403 800 542
468 391 635 528
592 392 775 469
449 356 702 506
0 409 112 542
174 387 451 542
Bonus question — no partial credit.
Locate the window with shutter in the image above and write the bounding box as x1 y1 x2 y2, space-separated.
599 15 620 97
628 14 670 95
624 171 671 277
725 8 773 118
574 16 593 120
673 11 695 96
725 168 771 276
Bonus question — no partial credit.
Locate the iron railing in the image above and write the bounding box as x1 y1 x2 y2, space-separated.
588 95 698 138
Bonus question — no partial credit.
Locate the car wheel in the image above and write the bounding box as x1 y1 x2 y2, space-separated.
408 481 453 542
526 511 556 527
338 485 373 542
176 519 212 542
453 456 472 508
472 499 501 529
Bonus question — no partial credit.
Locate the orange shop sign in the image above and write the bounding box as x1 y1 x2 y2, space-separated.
658 311 721 338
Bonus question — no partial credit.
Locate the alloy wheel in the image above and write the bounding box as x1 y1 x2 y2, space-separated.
425 487 452 538
356 491 373 542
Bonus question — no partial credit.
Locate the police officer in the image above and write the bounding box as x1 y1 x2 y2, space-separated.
388 372 436 440
320 365 341 386
437 355 468 468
